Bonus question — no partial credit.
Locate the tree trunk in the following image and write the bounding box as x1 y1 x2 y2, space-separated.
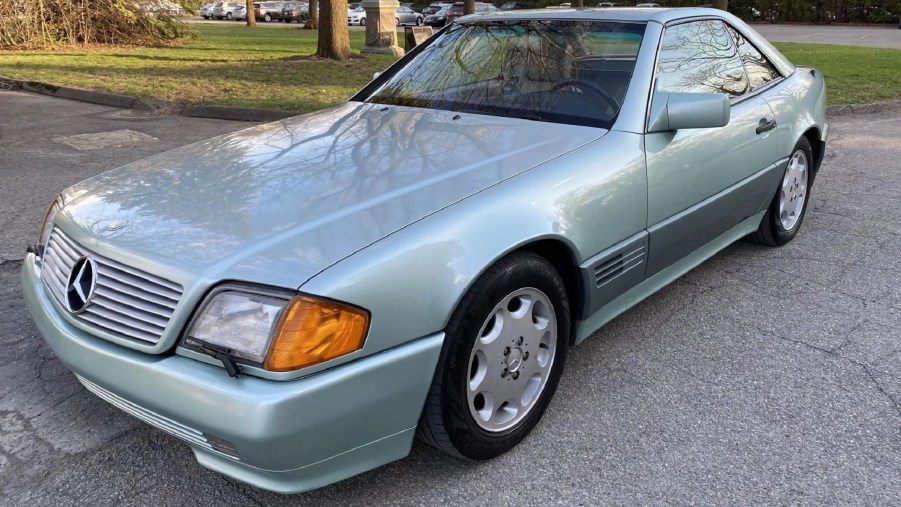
245 0 256 26
573 0 584 7
464 0 474 15
307 0 319 29
316 0 351 59
713 0 728 11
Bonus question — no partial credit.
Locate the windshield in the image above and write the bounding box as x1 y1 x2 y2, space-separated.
360 20 645 129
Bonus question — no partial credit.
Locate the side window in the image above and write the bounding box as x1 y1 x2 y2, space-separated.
656 20 749 98
729 27 782 90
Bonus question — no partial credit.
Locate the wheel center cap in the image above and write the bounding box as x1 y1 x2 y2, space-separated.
507 348 523 372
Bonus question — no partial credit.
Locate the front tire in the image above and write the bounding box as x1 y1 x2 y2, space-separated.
416 16 423 26
360 17 366 26
750 137 814 246
225 12 232 19
417 252 570 460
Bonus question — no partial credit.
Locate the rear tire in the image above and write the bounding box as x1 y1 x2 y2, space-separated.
416 251 570 460
225 12 232 19
750 136 813 246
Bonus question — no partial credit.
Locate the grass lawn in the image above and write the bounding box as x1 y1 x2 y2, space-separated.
773 42 901 106
0 25 398 113
0 24 898 112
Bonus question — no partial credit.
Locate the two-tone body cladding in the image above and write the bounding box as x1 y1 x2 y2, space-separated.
22 6 826 493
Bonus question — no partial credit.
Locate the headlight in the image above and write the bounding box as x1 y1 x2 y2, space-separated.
183 286 369 372
37 195 62 256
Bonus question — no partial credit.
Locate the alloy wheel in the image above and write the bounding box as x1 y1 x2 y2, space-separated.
779 149 808 230
466 287 558 432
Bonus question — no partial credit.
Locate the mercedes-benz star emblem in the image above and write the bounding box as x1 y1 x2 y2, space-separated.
66 257 97 314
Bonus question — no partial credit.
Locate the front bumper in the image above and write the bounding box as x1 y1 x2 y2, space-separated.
21 254 443 493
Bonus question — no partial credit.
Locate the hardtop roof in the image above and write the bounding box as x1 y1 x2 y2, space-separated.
460 6 726 24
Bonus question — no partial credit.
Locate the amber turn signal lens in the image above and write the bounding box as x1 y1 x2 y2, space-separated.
264 296 369 371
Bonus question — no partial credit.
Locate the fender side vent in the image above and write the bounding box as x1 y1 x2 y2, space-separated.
593 246 645 288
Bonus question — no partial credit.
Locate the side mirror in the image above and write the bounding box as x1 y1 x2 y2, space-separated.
648 88 731 133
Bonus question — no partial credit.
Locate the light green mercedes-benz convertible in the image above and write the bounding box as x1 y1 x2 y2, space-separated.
21 6 826 494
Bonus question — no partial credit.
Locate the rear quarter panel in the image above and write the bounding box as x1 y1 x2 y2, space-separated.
762 68 827 160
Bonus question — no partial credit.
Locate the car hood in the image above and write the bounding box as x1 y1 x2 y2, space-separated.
59 102 605 289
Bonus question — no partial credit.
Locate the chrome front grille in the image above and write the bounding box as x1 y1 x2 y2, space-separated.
40 227 183 345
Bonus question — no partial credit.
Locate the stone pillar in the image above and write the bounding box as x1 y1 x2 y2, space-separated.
360 0 405 57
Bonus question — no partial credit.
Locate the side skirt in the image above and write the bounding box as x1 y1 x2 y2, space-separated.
572 211 765 345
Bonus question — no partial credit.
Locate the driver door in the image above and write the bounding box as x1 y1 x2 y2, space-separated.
644 19 780 276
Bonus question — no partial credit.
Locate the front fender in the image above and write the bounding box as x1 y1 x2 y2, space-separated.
299 131 648 357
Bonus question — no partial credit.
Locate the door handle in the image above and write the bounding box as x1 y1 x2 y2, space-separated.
756 119 777 135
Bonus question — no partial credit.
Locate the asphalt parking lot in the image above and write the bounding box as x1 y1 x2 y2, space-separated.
1 90 899 505
751 23 901 49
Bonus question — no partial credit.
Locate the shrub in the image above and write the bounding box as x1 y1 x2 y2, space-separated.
0 0 195 49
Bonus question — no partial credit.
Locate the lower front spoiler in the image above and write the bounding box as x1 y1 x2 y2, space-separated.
21 254 444 493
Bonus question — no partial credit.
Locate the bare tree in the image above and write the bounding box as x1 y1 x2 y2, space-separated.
316 0 351 59
245 0 257 26
307 0 319 29
713 0 728 10
464 0 474 15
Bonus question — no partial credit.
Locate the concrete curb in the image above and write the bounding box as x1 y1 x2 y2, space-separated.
2 75 899 122
181 105 296 122
826 100 901 116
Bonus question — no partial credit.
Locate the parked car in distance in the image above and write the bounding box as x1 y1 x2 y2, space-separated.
636 2 661 6
139 0 182 15
349 6 423 26
254 1 287 21
423 4 453 26
211 1 242 19
347 6 366 25
598 2 620 6
396 5 425 25
499 2 529 9
200 2 216 18
446 1 497 22
423 2 451 14
232 4 247 20
22 6 827 496
283 2 308 22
